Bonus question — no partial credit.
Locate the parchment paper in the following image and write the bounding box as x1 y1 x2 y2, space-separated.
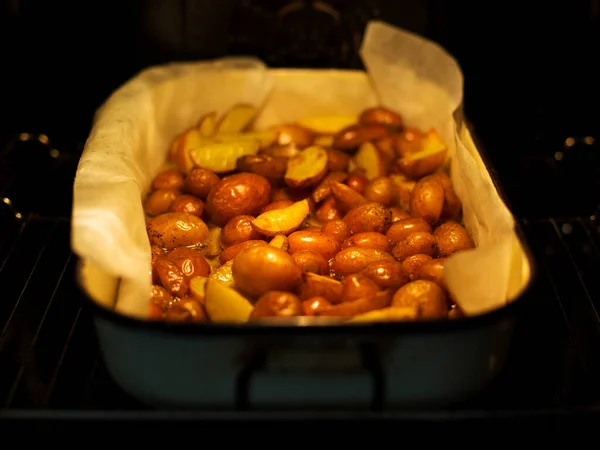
72 21 520 319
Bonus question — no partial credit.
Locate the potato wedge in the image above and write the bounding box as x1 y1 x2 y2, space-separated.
299 273 344 304
354 142 386 180
347 306 418 323
330 182 367 213
396 129 447 179
269 234 289 251
210 260 235 288
216 104 257 134
197 112 217 137
216 130 277 147
189 139 260 174
189 276 209 303
296 115 358 135
203 226 223 258
252 199 310 237
175 128 204 173
316 289 393 317
204 279 253 323
284 145 328 188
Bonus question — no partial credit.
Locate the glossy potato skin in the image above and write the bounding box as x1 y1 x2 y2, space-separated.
206 173 271 226
165 297 207 322
330 247 394 277
288 230 340 261
392 231 438 261
291 250 328 275
343 202 392 234
232 245 302 298
434 221 475 257
147 212 209 249
144 189 178 216
169 194 204 217
410 178 444 225
386 218 432 244
250 291 303 318
221 215 263 247
152 169 185 191
392 280 447 319
165 247 210 281
185 168 220 199
360 259 410 290
341 232 391 253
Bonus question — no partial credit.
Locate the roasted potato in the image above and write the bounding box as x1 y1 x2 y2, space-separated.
250 291 303 319
343 202 392 234
184 167 220 199
433 221 475 256
221 215 264 247
410 177 444 225
392 231 438 261
392 279 447 319
147 212 209 249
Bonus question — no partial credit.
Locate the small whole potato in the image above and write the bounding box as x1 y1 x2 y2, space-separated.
433 221 475 256
219 239 268 264
316 289 392 317
341 274 380 302
152 169 185 191
343 202 392 234
155 259 189 297
346 172 368 194
232 245 302 298
144 189 178 216
221 215 264 247
401 254 433 280
288 230 340 261
312 171 348 203
386 217 432 244
165 297 207 322
151 284 173 309
299 273 344 304
331 182 368 213
333 123 389 150
392 231 437 261
409 178 444 225
360 259 410 289
250 291 303 318
272 124 314 147
302 296 333 315
315 196 342 223
359 107 403 129
236 154 288 181
394 128 424 157
341 232 391 253
327 149 350 172
291 251 328 275
364 177 393 206
424 172 462 219
184 167 220 199
389 207 410 223
321 219 351 245
206 172 271 226
392 279 447 319
147 212 209 249
416 257 447 285
330 247 394 277
165 247 211 281
169 194 204 217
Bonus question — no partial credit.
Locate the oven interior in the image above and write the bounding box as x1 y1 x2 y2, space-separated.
1 0 600 430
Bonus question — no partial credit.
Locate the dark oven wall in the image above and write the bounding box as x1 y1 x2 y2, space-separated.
1 0 599 159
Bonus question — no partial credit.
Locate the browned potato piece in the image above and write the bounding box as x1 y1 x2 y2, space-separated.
341 274 379 302
184 168 220 199
343 202 392 234
262 144 301 159
302 296 333 315
424 172 462 219
152 169 184 191
260 200 293 214
354 142 387 180
151 284 173 309
392 231 437 262
219 239 268 265
144 189 178 216
165 297 207 322
389 207 410 223
315 197 342 223
410 178 444 225
292 251 328 275
250 291 303 318
316 289 393 317
433 221 475 256
394 128 424 157
331 182 368 213
389 174 415 211
165 247 210 281
147 212 209 249
312 171 348 203
206 173 271 226
333 123 389 150
327 149 350 172
401 254 433 280
299 273 344 304
416 257 447 285
272 124 314 148
221 215 263 247
251 199 310 237
155 259 189 297
330 247 394 277
321 219 351 245
386 217 432 244
169 194 204 217
364 177 393 206
284 146 329 188
346 172 368 194
360 259 410 290
359 107 403 128
288 230 340 261
236 154 287 181
396 130 447 179
232 245 302 298
392 280 447 319
341 232 391 253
